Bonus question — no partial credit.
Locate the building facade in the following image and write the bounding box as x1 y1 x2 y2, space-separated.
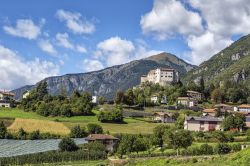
0 91 15 108
152 112 175 123
85 134 119 151
184 116 223 132
237 104 250 113
177 97 197 108
187 91 203 101
141 68 179 86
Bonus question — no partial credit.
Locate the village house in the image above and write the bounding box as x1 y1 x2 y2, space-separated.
22 90 30 99
152 112 176 123
237 104 250 113
150 95 167 104
214 103 233 112
141 68 179 86
202 108 217 117
85 134 119 151
245 114 250 128
92 96 98 104
0 91 15 108
177 97 197 108
187 90 203 101
184 116 223 132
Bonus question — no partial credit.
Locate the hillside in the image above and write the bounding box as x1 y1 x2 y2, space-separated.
182 34 250 88
12 52 196 100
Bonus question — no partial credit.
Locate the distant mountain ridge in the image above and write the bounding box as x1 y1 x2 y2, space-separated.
182 34 250 87
12 52 196 100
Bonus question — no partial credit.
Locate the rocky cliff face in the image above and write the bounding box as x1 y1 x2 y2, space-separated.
12 52 196 100
182 34 250 87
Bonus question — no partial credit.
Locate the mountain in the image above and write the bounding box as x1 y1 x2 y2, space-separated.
182 34 250 88
12 52 196 100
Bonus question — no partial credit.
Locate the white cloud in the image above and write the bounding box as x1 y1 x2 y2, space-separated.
55 33 87 53
96 37 135 66
82 59 104 72
189 0 250 37
38 39 57 56
187 32 233 64
76 45 87 53
140 0 203 40
3 19 41 40
0 45 59 90
56 33 74 49
141 0 250 65
56 9 95 34
93 37 162 68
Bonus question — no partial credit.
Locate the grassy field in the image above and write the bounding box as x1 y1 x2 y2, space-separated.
0 108 160 134
8 118 70 135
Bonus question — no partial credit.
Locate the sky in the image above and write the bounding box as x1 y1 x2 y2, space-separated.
1 0 250 90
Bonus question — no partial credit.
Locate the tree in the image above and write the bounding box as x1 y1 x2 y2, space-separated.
35 81 48 101
114 91 124 104
59 138 79 151
29 130 41 140
87 123 103 134
167 129 193 156
0 121 7 139
152 125 171 148
60 104 72 117
98 96 106 105
222 114 245 131
200 144 213 155
70 125 87 138
175 116 184 129
17 128 27 140
215 143 231 155
124 88 135 105
211 88 224 103
83 141 106 152
200 77 205 93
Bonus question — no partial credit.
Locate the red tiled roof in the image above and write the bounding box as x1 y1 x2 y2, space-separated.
203 109 217 113
85 134 119 141
238 104 250 108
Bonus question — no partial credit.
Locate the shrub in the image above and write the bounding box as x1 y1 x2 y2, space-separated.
0 121 7 139
215 143 231 154
70 125 87 138
230 143 241 152
17 128 27 140
0 149 107 165
199 144 213 155
58 138 79 152
87 123 103 134
29 130 41 140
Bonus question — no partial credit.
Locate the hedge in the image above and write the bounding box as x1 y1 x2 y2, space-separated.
0 149 107 165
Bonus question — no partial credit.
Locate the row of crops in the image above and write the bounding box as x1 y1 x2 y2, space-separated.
0 138 86 157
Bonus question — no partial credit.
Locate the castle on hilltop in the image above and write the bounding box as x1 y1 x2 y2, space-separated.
140 68 179 86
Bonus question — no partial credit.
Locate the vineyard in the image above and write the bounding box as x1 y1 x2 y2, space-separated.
0 138 86 157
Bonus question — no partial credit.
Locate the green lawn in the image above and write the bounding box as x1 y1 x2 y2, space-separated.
0 108 161 134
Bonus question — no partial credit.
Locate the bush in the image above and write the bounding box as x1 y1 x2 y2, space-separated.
97 105 123 123
199 144 213 155
87 123 103 134
230 143 241 152
0 121 7 139
29 130 41 140
17 128 27 140
0 149 107 165
215 143 231 154
58 138 79 152
70 125 87 138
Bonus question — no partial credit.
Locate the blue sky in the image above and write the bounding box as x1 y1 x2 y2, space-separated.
1 0 250 90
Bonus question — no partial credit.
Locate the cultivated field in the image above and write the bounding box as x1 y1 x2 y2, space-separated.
8 118 70 135
0 108 160 134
